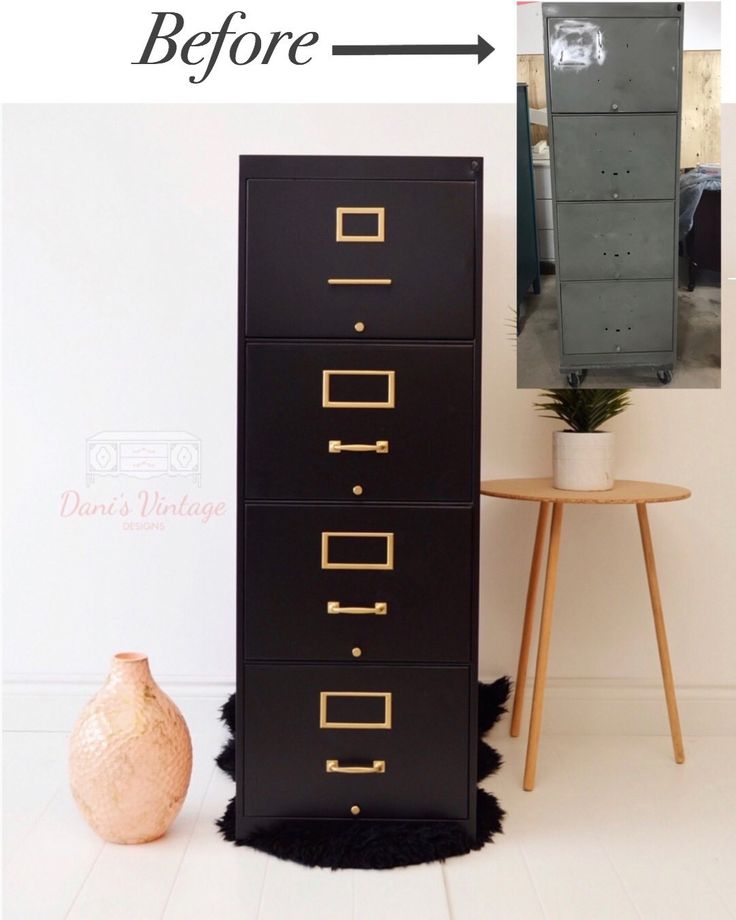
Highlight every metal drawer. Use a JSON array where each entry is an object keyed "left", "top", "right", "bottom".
[
  {"left": 557, "top": 201, "right": 675, "bottom": 280},
  {"left": 243, "top": 504, "right": 473, "bottom": 663},
  {"left": 552, "top": 115, "right": 678, "bottom": 201},
  {"left": 242, "top": 664, "right": 470, "bottom": 819},
  {"left": 244, "top": 342, "right": 475, "bottom": 503},
  {"left": 561, "top": 280, "right": 674, "bottom": 355},
  {"left": 547, "top": 16, "right": 680, "bottom": 113},
  {"left": 244, "top": 179, "right": 475, "bottom": 339}
]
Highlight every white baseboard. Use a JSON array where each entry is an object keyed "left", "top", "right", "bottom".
[
  {"left": 2, "top": 675, "right": 235, "bottom": 733},
  {"left": 3, "top": 675, "right": 735, "bottom": 735},
  {"left": 507, "top": 677, "right": 736, "bottom": 737}
]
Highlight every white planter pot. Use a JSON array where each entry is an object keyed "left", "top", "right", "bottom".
[{"left": 553, "top": 431, "right": 614, "bottom": 491}]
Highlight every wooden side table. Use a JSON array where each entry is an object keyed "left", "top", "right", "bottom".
[{"left": 481, "top": 478, "right": 691, "bottom": 790}]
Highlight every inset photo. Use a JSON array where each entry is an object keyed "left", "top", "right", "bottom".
[{"left": 517, "top": 1, "right": 721, "bottom": 388}]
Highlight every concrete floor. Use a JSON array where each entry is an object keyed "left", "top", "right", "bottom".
[{"left": 517, "top": 264, "right": 721, "bottom": 389}]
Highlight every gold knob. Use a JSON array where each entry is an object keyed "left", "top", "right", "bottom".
[
  {"left": 352, "top": 647, "right": 362, "bottom": 658},
  {"left": 354, "top": 321, "right": 365, "bottom": 332},
  {"left": 350, "top": 804, "right": 361, "bottom": 816},
  {"left": 352, "top": 485, "right": 363, "bottom": 496}
]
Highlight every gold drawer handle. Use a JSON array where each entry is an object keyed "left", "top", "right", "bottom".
[
  {"left": 327, "top": 278, "right": 392, "bottom": 285},
  {"left": 327, "top": 601, "right": 388, "bottom": 616},
  {"left": 326, "top": 759, "right": 386, "bottom": 774},
  {"left": 329, "top": 440, "right": 389, "bottom": 454}
]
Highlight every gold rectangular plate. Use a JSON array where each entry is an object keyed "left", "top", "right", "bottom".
[
  {"left": 319, "top": 691, "right": 392, "bottom": 729},
  {"left": 336, "top": 206, "right": 385, "bottom": 243},
  {"left": 321, "top": 531, "right": 394, "bottom": 570},
  {"left": 322, "top": 370, "right": 395, "bottom": 409}
]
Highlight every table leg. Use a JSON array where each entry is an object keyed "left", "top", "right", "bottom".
[
  {"left": 510, "top": 501, "right": 551, "bottom": 737},
  {"left": 523, "top": 502, "right": 564, "bottom": 791},
  {"left": 636, "top": 503, "right": 685, "bottom": 764}
]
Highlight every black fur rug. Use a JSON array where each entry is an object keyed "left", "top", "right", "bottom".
[{"left": 215, "top": 676, "right": 510, "bottom": 869}]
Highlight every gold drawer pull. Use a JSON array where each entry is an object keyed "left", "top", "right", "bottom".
[
  {"left": 327, "top": 278, "right": 392, "bottom": 285},
  {"left": 327, "top": 601, "right": 388, "bottom": 616},
  {"left": 329, "top": 440, "right": 389, "bottom": 454},
  {"left": 326, "top": 759, "right": 386, "bottom": 774}
]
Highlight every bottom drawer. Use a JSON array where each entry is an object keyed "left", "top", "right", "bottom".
[
  {"left": 561, "top": 280, "right": 674, "bottom": 355},
  {"left": 242, "top": 664, "right": 470, "bottom": 820}
]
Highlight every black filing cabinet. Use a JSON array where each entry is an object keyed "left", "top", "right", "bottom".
[
  {"left": 543, "top": 2, "right": 683, "bottom": 385},
  {"left": 237, "top": 156, "right": 483, "bottom": 839}
]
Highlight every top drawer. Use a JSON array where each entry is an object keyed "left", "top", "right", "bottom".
[
  {"left": 244, "top": 179, "right": 475, "bottom": 340},
  {"left": 547, "top": 16, "right": 680, "bottom": 113}
]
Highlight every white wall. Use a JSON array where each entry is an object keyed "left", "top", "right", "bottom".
[
  {"left": 3, "top": 104, "right": 735, "bottom": 732},
  {"left": 518, "top": 1, "right": 721, "bottom": 55}
]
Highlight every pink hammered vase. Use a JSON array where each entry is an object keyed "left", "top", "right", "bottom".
[{"left": 69, "top": 652, "right": 192, "bottom": 844}]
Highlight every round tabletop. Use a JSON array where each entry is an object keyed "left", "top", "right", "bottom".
[{"left": 480, "top": 478, "right": 691, "bottom": 505}]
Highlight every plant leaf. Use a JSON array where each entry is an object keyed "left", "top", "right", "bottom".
[{"left": 533, "top": 388, "right": 631, "bottom": 432}]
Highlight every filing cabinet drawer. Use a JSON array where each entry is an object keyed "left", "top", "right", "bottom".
[
  {"left": 243, "top": 504, "right": 473, "bottom": 662},
  {"left": 561, "top": 280, "right": 674, "bottom": 355},
  {"left": 547, "top": 16, "right": 680, "bottom": 113},
  {"left": 557, "top": 201, "right": 675, "bottom": 280},
  {"left": 243, "top": 664, "right": 469, "bottom": 819},
  {"left": 244, "top": 342, "right": 475, "bottom": 503},
  {"left": 552, "top": 115, "right": 678, "bottom": 201},
  {"left": 244, "top": 179, "right": 475, "bottom": 339}
]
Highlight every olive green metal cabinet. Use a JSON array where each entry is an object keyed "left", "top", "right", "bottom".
[{"left": 543, "top": 2, "right": 683, "bottom": 386}]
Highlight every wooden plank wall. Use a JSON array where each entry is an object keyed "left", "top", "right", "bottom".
[
  {"left": 518, "top": 51, "right": 721, "bottom": 167},
  {"left": 681, "top": 51, "right": 721, "bottom": 166},
  {"left": 517, "top": 55, "right": 549, "bottom": 148}
]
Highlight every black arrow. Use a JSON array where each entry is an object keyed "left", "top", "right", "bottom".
[{"left": 332, "top": 35, "right": 494, "bottom": 65}]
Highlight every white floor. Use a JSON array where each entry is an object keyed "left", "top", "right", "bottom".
[{"left": 4, "top": 713, "right": 736, "bottom": 920}]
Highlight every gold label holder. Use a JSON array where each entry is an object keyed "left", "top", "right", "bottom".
[
  {"left": 336, "top": 206, "right": 385, "bottom": 243},
  {"left": 319, "top": 691, "right": 393, "bottom": 729},
  {"left": 322, "top": 370, "right": 396, "bottom": 409},
  {"left": 321, "top": 531, "right": 394, "bottom": 570}
]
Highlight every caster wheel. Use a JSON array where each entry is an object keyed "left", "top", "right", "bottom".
[
  {"left": 687, "top": 282, "right": 695, "bottom": 292},
  {"left": 657, "top": 369, "right": 673, "bottom": 385},
  {"left": 566, "top": 370, "right": 587, "bottom": 388}
]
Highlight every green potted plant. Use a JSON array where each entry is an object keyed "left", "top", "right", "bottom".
[{"left": 534, "top": 389, "right": 631, "bottom": 491}]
